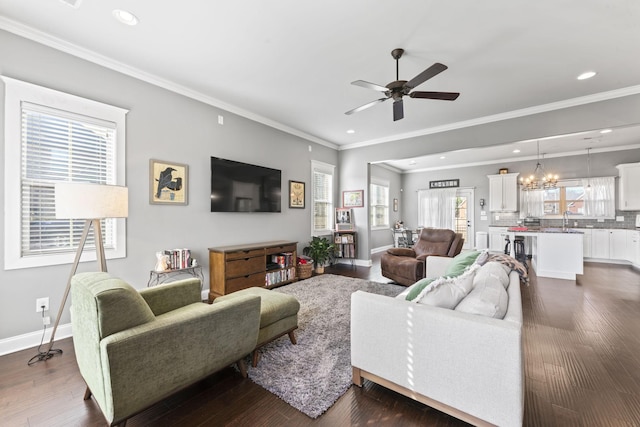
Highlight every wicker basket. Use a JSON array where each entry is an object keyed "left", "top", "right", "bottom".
[{"left": 297, "top": 262, "right": 313, "bottom": 280}]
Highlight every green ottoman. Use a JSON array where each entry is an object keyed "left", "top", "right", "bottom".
[{"left": 215, "top": 287, "right": 300, "bottom": 367}]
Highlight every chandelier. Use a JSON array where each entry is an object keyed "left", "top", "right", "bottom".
[{"left": 520, "top": 141, "right": 558, "bottom": 191}]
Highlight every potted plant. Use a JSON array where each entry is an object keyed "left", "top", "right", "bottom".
[{"left": 303, "top": 236, "right": 336, "bottom": 274}]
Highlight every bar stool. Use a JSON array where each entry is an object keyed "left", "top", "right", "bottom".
[{"left": 504, "top": 236, "right": 528, "bottom": 269}]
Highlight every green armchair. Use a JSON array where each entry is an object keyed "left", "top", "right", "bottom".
[{"left": 70, "top": 272, "right": 261, "bottom": 427}]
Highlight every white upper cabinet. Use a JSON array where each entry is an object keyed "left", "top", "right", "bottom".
[
  {"left": 488, "top": 173, "right": 519, "bottom": 212},
  {"left": 616, "top": 163, "right": 640, "bottom": 211}
]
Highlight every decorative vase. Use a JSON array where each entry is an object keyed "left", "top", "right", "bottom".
[{"left": 315, "top": 265, "right": 325, "bottom": 274}]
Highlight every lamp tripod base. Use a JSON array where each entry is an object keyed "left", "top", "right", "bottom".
[{"left": 27, "top": 346, "right": 63, "bottom": 366}]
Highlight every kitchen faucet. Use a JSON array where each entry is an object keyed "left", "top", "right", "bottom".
[{"left": 563, "top": 211, "right": 570, "bottom": 229}]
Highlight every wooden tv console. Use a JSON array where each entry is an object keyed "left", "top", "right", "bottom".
[{"left": 208, "top": 240, "right": 297, "bottom": 302}]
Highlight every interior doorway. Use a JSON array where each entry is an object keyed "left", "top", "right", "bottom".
[{"left": 455, "top": 188, "right": 475, "bottom": 250}]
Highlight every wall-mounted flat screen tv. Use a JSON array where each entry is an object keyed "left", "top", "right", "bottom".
[{"left": 210, "top": 157, "right": 281, "bottom": 212}]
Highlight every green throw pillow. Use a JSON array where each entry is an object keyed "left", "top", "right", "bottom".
[
  {"left": 443, "top": 250, "right": 481, "bottom": 278},
  {"left": 405, "top": 278, "right": 436, "bottom": 301}
]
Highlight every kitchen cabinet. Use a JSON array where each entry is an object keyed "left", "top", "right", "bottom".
[
  {"left": 591, "top": 229, "right": 610, "bottom": 259},
  {"left": 489, "top": 226, "right": 509, "bottom": 252},
  {"left": 488, "top": 173, "right": 519, "bottom": 212},
  {"left": 581, "top": 228, "right": 592, "bottom": 258},
  {"left": 616, "top": 163, "right": 640, "bottom": 210},
  {"left": 627, "top": 230, "right": 640, "bottom": 265},
  {"left": 610, "top": 230, "right": 628, "bottom": 261}
]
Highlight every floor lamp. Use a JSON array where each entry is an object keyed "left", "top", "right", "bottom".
[{"left": 30, "top": 183, "right": 128, "bottom": 364}]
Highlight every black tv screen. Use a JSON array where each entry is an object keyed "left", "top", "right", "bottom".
[{"left": 210, "top": 157, "right": 281, "bottom": 212}]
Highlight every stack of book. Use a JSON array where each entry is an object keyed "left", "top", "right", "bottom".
[{"left": 163, "top": 248, "right": 192, "bottom": 270}]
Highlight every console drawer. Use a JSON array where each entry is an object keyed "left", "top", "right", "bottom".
[
  {"left": 226, "top": 256, "right": 264, "bottom": 278},
  {"left": 226, "top": 248, "right": 264, "bottom": 261},
  {"left": 226, "top": 272, "right": 265, "bottom": 293}
]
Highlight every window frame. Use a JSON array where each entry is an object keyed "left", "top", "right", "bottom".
[
  {"left": 538, "top": 178, "right": 613, "bottom": 219},
  {"left": 369, "top": 178, "right": 390, "bottom": 230},
  {"left": 3, "top": 76, "right": 127, "bottom": 270},
  {"left": 310, "top": 160, "right": 335, "bottom": 236}
]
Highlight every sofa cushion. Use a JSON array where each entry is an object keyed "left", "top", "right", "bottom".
[
  {"left": 455, "top": 270, "right": 509, "bottom": 319},
  {"left": 485, "top": 253, "right": 529, "bottom": 285},
  {"left": 416, "top": 272, "right": 476, "bottom": 309},
  {"left": 443, "top": 250, "right": 482, "bottom": 277},
  {"left": 403, "top": 278, "right": 436, "bottom": 301},
  {"left": 473, "top": 261, "right": 510, "bottom": 289}
]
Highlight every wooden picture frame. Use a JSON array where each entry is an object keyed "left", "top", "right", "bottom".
[
  {"left": 342, "top": 190, "right": 364, "bottom": 208},
  {"left": 149, "top": 159, "right": 188, "bottom": 205},
  {"left": 289, "top": 180, "right": 305, "bottom": 209}
]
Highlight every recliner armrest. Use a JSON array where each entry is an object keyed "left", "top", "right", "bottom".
[{"left": 386, "top": 247, "right": 416, "bottom": 257}]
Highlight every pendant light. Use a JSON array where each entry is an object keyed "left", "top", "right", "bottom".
[{"left": 520, "top": 141, "right": 559, "bottom": 191}]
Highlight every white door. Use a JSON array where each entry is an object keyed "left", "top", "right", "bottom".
[{"left": 455, "top": 188, "right": 475, "bottom": 250}]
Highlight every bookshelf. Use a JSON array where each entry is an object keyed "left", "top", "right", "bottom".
[{"left": 334, "top": 230, "right": 357, "bottom": 266}]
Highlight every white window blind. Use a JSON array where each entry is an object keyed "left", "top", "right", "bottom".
[
  {"left": 3, "top": 75, "right": 127, "bottom": 270},
  {"left": 370, "top": 180, "right": 389, "bottom": 228},
  {"left": 21, "top": 103, "right": 117, "bottom": 256},
  {"left": 311, "top": 161, "right": 334, "bottom": 234}
]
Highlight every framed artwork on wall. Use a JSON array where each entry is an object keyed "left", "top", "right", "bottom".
[
  {"left": 149, "top": 159, "right": 188, "bottom": 205},
  {"left": 342, "top": 190, "right": 364, "bottom": 208},
  {"left": 289, "top": 180, "right": 305, "bottom": 208},
  {"left": 335, "top": 207, "right": 355, "bottom": 231}
]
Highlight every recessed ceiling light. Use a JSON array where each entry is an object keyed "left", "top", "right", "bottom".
[
  {"left": 577, "top": 71, "right": 596, "bottom": 80},
  {"left": 59, "top": 0, "right": 82, "bottom": 8},
  {"left": 513, "top": 149, "right": 521, "bottom": 153},
  {"left": 346, "top": 129, "right": 355, "bottom": 134},
  {"left": 440, "top": 156, "right": 446, "bottom": 160},
  {"left": 408, "top": 160, "right": 416, "bottom": 165},
  {"left": 113, "top": 9, "right": 139, "bottom": 26},
  {"left": 600, "top": 129, "right": 612, "bottom": 134}
]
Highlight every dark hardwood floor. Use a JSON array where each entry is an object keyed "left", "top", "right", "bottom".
[{"left": 2, "top": 255, "right": 639, "bottom": 426}]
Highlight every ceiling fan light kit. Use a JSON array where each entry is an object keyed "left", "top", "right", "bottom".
[{"left": 345, "top": 48, "right": 460, "bottom": 121}]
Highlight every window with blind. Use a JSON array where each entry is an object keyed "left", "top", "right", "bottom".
[
  {"left": 310, "top": 160, "right": 335, "bottom": 235},
  {"left": 370, "top": 180, "right": 389, "bottom": 228},
  {"left": 3, "top": 76, "right": 127, "bottom": 270}
]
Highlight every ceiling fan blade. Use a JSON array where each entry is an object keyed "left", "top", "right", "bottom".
[
  {"left": 410, "top": 91, "right": 460, "bottom": 101},
  {"left": 405, "top": 63, "right": 448, "bottom": 90},
  {"left": 345, "top": 97, "right": 389, "bottom": 115},
  {"left": 393, "top": 99, "right": 404, "bottom": 121},
  {"left": 351, "top": 80, "right": 389, "bottom": 92}
]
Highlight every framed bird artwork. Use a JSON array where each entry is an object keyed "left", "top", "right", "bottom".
[{"left": 149, "top": 159, "right": 189, "bottom": 205}]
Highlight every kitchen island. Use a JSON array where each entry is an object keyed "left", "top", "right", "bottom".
[{"left": 505, "top": 228, "right": 583, "bottom": 280}]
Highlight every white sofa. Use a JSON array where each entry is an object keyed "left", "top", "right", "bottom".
[{"left": 351, "top": 255, "right": 523, "bottom": 427}]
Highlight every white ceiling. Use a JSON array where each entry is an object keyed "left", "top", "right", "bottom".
[{"left": 2, "top": 1, "right": 640, "bottom": 161}]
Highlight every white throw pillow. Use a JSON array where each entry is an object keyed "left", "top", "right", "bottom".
[
  {"left": 455, "top": 275, "right": 509, "bottom": 319},
  {"left": 415, "top": 264, "right": 479, "bottom": 309},
  {"left": 474, "top": 261, "right": 510, "bottom": 289}
]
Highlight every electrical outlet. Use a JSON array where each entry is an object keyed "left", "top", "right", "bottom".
[
  {"left": 43, "top": 316, "right": 51, "bottom": 326},
  {"left": 36, "top": 297, "right": 49, "bottom": 312}
]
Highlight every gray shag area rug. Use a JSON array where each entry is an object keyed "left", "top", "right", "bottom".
[{"left": 245, "top": 274, "right": 405, "bottom": 419}]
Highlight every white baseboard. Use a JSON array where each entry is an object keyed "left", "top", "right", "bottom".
[
  {"left": 0, "top": 323, "right": 73, "bottom": 356},
  {"left": 335, "top": 258, "right": 372, "bottom": 267}
]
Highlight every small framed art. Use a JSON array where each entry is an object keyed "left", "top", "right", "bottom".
[
  {"left": 150, "top": 159, "right": 188, "bottom": 205},
  {"left": 342, "top": 190, "right": 364, "bottom": 208},
  {"left": 289, "top": 180, "right": 305, "bottom": 209}
]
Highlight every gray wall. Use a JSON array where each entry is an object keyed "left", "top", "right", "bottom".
[
  {"left": 369, "top": 164, "right": 402, "bottom": 251},
  {"left": 401, "top": 149, "right": 640, "bottom": 236},
  {"left": 0, "top": 30, "right": 338, "bottom": 344}
]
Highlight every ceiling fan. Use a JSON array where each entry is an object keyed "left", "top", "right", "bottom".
[{"left": 345, "top": 48, "right": 460, "bottom": 121}]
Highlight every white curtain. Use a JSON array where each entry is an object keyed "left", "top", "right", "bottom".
[
  {"left": 583, "top": 176, "right": 615, "bottom": 218},
  {"left": 417, "top": 188, "right": 457, "bottom": 229},
  {"left": 519, "top": 189, "right": 544, "bottom": 218}
]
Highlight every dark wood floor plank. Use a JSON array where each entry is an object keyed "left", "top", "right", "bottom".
[{"left": 1, "top": 257, "right": 638, "bottom": 426}]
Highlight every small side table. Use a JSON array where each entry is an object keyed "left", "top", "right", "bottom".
[{"left": 148, "top": 266, "right": 204, "bottom": 288}]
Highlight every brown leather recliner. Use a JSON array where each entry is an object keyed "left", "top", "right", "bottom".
[{"left": 381, "top": 228, "right": 464, "bottom": 286}]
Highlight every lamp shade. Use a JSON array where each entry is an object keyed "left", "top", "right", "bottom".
[{"left": 55, "top": 183, "right": 128, "bottom": 219}]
